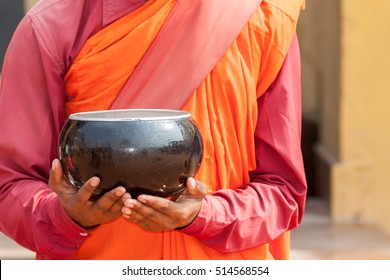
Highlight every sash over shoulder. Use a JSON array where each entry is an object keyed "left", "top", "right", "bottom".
[{"left": 110, "top": 0, "right": 263, "bottom": 110}]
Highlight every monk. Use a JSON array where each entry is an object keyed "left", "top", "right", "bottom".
[{"left": 0, "top": 0, "right": 307, "bottom": 259}]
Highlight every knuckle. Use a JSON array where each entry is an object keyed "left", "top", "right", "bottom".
[
  {"left": 146, "top": 211, "right": 157, "bottom": 219},
  {"left": 94, "top": 202, "right": 107, "bottom": 212},
  {"left": 158, "top": 201, "right": 171, "bottom": 212}
]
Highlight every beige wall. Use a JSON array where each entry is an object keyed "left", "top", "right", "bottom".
[
  {"left": 336, "top": 0, "right": 390, "bottom": 229},
  {"left": 24, "top": 0, "right": 38, "bottom": 13},
  {"left": 300, "top": 0, "right": 390, "bottom": 235}
]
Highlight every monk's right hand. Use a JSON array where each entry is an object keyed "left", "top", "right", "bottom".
[{"left": 48, "top": 158, "right": 126, "bottom": 228}]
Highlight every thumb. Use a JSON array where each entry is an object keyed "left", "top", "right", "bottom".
[
  {"left": 48, "top": 159, "right": 75, "bottom": 194},
  {"left": 48, "top": 158, "right": 66, "bottom": 191},
  {"left": 186, "top": 177, "right": 207, "bottom": 198}
]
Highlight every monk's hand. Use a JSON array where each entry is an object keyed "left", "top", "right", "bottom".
[
  {"left": 121, "top": 177, "right": 207, "bottom": 231},
  {"left": 48, "top": 158, "right": 127, "bottom": 228}
]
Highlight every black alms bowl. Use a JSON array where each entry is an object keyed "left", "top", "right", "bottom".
[{"left": 58, "top": 109, "right": 203, "bottom": 200}]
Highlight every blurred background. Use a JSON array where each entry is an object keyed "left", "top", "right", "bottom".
[{"left": 1, "top": 0, "right": 390, "bottom": 260}]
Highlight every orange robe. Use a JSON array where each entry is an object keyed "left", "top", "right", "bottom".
[{"left": 64, "top": 0, "right": 305, "bottom": 259}]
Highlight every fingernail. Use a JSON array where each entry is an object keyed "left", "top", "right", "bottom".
[
  {"left": 51, "top": 159, "right": 57, "bottom": 171},
  {"left": 121, "top": 193, "right": 131, "bottom": 203},
  {"left": 124, "top": 199, "right": 135, "bottom": 208},
  {"left": 187, "top": 177, "right": 196, "bottom": 190},
  {"left": 115, "top": 187, "right": 126, "bottom": 196},
  {"left": 123, "top": 208, "right": 131, "bottom": 215},
  {"left": 91, "top": 177, "right": 100, "bottom": 186}
]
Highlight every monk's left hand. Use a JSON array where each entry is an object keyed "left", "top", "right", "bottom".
[{"left": 121, "top": 177, "right": 207, "bottom": 231}]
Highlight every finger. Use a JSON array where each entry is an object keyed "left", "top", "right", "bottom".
[
  {"left": 95, "top": 186, "right": 126, "bottom": 211},
  {"left": 104, "top": 199, "right": 124, "bottom": 217},
  {"left": 122, "top": 200, "right": 151, "bottom": 220},
  {"left": 137, "top": 195, "right": 173, "bottom": 214},
  {"left": 76, "top": 176, "right": 101, "bottom": 203},
  {"left": 123, "top": 197, "right": 137, "bottom": 209},
  {"left": 121, "top": 192, "right": 132, "bottom": 203},
  {"left": 50, "top": 159, "right": 63, "bottom": 184},
  {"left": 186, "top": 177, "right": 207, "bottom": 198},
  {"left": 48, "top": 159, "right": 69, "bottom": 194},
  {"left": 125, "top": 197, "right": 167, "bottom": 220},
  {"left": 121, "top": 198, "right": 137, "bottom": 217},
  {"left": 121, "top": 203, "right": 165, "bottom": 231},
  {"left": 122, "top": 205, "right": 132, "bottom": 217}
]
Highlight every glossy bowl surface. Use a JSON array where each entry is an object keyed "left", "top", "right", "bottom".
[{"left": 58, "top": 109, "right": 203, "bottom": 200}]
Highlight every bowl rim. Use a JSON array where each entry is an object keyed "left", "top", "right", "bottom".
[{"left": 68, "top": 109, "right": 192, "bottom": 122}]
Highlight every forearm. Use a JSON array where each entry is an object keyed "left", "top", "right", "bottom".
[{"left": 0, "top": 180, "right": 91, "bottom": 259}]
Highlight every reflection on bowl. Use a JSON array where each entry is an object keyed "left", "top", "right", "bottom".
[{"left": 58, "top": 109, "right": 203, "bottom": 200}]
